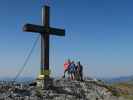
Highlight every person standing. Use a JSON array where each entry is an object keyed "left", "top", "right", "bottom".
[
  {"left": 69, "top": 61, "right": 76, "bottom": 80},
  {"left": 76, "top": 61, "right": 83, "bottom": 81},
  {"left": 63, "top": 59, "right": 71, "bottom": 78}
]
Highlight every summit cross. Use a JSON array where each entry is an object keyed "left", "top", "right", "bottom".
[{"left": 23, "top": 5, "right": 65, "bottom": 87}]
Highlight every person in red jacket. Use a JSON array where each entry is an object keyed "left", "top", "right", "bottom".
[{"left": 63, "top": 59, "right": 71, "bottom": 78}]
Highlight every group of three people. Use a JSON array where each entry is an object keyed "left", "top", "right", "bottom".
[{"left": 63, "top": 59, "right": 83, "bottom": 81}]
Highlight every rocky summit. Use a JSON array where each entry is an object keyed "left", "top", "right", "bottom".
[{"left": 0, "top": 79, "right": 125, "bottom": 100}]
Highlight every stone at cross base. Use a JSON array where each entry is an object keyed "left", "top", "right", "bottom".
[{"left": 23, "top": 5, "right": 65, "bottom": 89}]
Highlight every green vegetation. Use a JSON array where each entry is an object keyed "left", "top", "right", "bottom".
[
  {"left": 110, "top": 81, "right": 133, "bottom": 100},
  {"left": 35, "top": 87, "right": 43, "bottom": 97}
]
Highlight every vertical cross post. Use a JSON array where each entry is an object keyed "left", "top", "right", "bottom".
[
  {"left": 41, "top": 6, "right": 50, "bottom": 78},
  {"left": 43, "top": 6, "right": 50, "bottom": 89}
]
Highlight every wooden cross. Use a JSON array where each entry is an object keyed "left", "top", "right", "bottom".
[{"left": 23, "top": 6, "right": 65, "bottom": 80}]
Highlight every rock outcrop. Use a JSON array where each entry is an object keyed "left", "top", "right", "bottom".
[
  {"left": 39, "top": 79, "right": 120, "bottom": 100},
  {"left": 0, "top": 79, "right": 125, "bottom": 100}
]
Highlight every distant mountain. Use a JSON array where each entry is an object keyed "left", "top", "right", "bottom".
[
  {"left": 102, "top": 75, "right": 133, "bottom": 84},
  {"left": 0, "top": 76, "right": 35, "bottom": 82}
]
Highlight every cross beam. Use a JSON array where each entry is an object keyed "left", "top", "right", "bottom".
[
  {"left": 23, "top": 6, "right": 65, "bottom": 87},
  {"left": 23, "top": 24, "right": 65, "bottom": 36}
]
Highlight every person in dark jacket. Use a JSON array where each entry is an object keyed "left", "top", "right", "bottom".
[{"left": 76, "top": 61, "right": 83, "bottom": 81}]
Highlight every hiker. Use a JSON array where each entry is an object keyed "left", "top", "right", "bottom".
[
  {"left": 69, "top": 61, "right": 76, "bottom": 80},
  {"left": 63, "top": 59, "right": 71, "bottom": 78},
  {"left": 76, "top": 61, "right": 83, "bottom": 81}
]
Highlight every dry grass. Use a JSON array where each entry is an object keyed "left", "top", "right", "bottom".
[{"left": 111, "top": 82, "right": 133, "bottom": 100}]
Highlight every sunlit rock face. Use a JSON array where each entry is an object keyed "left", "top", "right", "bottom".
[
  {"left": 40, "top": 79, "right": 119, "bottom": 100},
  {"left": 0, "top": 79, "right": 125, "bottom": 100}
]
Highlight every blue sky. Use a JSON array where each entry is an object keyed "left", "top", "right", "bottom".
[{"left": 0, "top": 0, "right": 133, "bottom": 78}]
